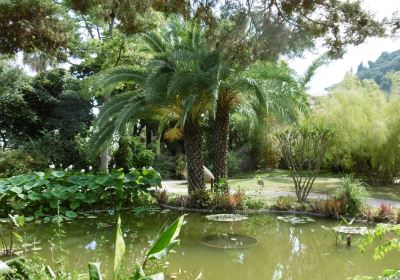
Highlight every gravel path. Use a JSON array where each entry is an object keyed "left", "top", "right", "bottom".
[{"left": 161, "top": 180, "right": 400, "bottom": 208}]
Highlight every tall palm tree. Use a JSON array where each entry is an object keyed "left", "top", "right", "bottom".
[
  {"left": 89, "top": 18, "right": 219, "bottom": 192},
  {"left": 211, "top": 57, "right": 326, "bottom": 184}
]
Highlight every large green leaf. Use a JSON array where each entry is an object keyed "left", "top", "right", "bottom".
[
  {"left": 9, "top": 186, "right": 23, "bottom": 194},
  {"left": 88, "top": 262, "right": 103, "bottom": 280},
  {"left": 65, "top": 211, "right": 78, "bottom": 218},
  {"left": 51, "top": 171, "right": 65, "bottom": 178},
  {"left": 113, "top": 216, "right": 125, "bottom": 279},
  {"left": 146, "top": 215, "right": 186, "bottom": 261},
  {"left": 0, "top": 260, "right": 11, "bottom": 275}
]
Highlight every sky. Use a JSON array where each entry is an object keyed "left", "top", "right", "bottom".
[{"left": 288, "top": 0, "right": 400, "bottom": 96}]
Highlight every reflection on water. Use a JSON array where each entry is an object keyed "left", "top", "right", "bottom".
[{"left": 1, "top": 211, "right": 397, "bottom": 279}]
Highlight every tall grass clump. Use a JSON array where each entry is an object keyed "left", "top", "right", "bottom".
[{"left": 335, "top": 175, "right": 368, "bottom": 216}]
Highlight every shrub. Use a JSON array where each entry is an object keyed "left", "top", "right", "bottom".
[
  {"left": 113, "top": 136, "right": 155, "bottom": 171},
  {"left": 175, "top": 154, "right": 186, "bottom": 178},
  {"left": 209, "top": 190, "right": 245, "bottom": 211},
  {"left": 376, "top": 203, "right": 398, "bottom": 223},
  {"left": 276, "top": 121, "right": 333, "bottom": 202},
  {"left": 152, "top": 153, "right": 175, "bottom": 179},
  {"left": 155, "top": 189, "right": 169, "bottom": 205},
  {"left": 243, "top": 197, "right": 267, "bottom": 210},
  {"left": 334, "top": 176, "right": 368, "bottom": 216},
  {"left": 322, "top": 197, "right": 345, "bottom": 217},
  {"left": 0, "top": 168, "right": 162, "bottom": 218},
  {"left": 0, "top": 149, "right": 47, "bottom": 178},
  {"left": 274, "top": 196, "right": 298, "bottom": 211}
]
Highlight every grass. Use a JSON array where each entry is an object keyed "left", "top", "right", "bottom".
[{"left": 167, "top": 169, "right": 400, "bottom": 201}]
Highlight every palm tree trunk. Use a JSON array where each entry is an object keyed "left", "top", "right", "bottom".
[
  {"left": 212, "top": 96, "right": 231, "bottom": 184},
  {"left": 183, "top": 120, "right": 205, "bottom": 193}
]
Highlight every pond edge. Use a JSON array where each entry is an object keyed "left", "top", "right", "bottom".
[{"left": 160, "top": 204, "right": 372, "bottom": 224}]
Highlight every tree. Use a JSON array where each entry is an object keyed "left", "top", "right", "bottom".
[
  {"left": 0, "top": 0, "right": 72, "bottom": 55},
  {"left": 277, "top": 122, "right": 333, "bottom": 202},
  {"left": 357, "top": 49, "right": 400, "bottom": 92},
  {"left": 89, "top": 19, "right": 219, "bottom": 192},
  {"left": 0, "top": 65, "right": 93, "bottom": 167}
]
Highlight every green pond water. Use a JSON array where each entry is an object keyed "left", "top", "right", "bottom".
[{"left": 1, "top": 211, "right": 398, "bottom": 279}]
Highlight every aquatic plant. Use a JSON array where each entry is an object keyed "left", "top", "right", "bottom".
[
  {"left": 0, "top": 168, "right": 162, "bottom": 218},
  {"left": 0, "top": 215, "right": 186, "bottom": 280},
  {"left": 276, "top": 215, "right": 315, "bottom": 224},
  {"left": 205, "top": 214, "right": 248, "bottom": 222}
]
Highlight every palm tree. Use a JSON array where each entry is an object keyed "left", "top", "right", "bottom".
[
  {"left": 211, "top": 57, "right": 326, "bottom": 184},
  {"left": 89, "top": 18, "right": 219, "bottom": 192}
]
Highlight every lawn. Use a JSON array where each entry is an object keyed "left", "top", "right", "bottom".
[{"left": 166, "top": 169, "right": 400, "bottom": 201}]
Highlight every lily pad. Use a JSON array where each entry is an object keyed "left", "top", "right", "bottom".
[
  {"left": 332, "top": 226, "right": 370, "bottom": 235},
  {"left": 205, "top": 214, "right": 248, "bottom": 222},
  {"left": 277, "top": 215, "right": 315, "bottom": 224},
  {"left": 200, "top": 233, "right": 257, "bottom": 249}
]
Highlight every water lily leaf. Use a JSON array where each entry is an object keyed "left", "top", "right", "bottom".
[
  {"left": 332, "top": 226, "right": 370, "bottom": 235},
  {"left": 88, "top": 262, "right": 102, "bottom": 280},
  {"left": 34, "top": 172, "right": 45, "bottom": 177},
  {"left": 65, "top": 211, "right": 78, "bottom": 219},
  {"left": 10, "top": 186, "right": 23, "bottom": 194},
  {"left": 70, "top": 201, "right": 80, "bottom": 210},
  {"left": 146, "top": 214, "right": 186, "bottom": 261},
  {"left": 277, "top": 215, "right": 315, "bottom": 224},
  {"left": 51, "top": 171, "right": 65, "bottom": 178},
  {"left": 28, "top": 191, "right": 41, "bottom": 201},
  {"left": 50, "top": 200, "right": 59, "bottom": 209},
  {"left": 205, "top": 214, "right": 248, "bottom": 222},
  {"left": 114, "top": 216, "right": 125, "bottom": 279}
]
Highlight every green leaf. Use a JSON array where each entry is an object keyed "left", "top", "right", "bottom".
[
  {"left": 95, "top": 176, "right": 109, "bottom": 185},
  {"left": 65, "top": 211, "right": 78, "bottom": 218},
  {"left": 34, "top": 171, "right": 45, "bottom": 177},
  {"left": 10, "top": 186, "right": 23, "bottom": 194},
  {"left": 51, "top": 171, "right": 65, "bottom": 178},
  {"left": 88, "top": 262, "right": 103, "bottom": 280},
  {"left": 114, "top": 216, "right": 125, "bottom": 279},
  {"left": 146, "top": 215, "right": 186, "bottom": 261},
  {"left": 70, "top": 201, "right": 80, "bottom": 210},
  {"left": 0, "top": 260, "right": 11, "bottom": 275},
  {"left": 49, "top": 200, "right": 59, "bottom": 209},
  {"left": 28, "top": 191, "right": 41, "bottom": 201}
]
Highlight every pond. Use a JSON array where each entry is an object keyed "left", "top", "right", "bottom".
[{"left": 1, "top": 211, "right": 397, "bottom": 279}]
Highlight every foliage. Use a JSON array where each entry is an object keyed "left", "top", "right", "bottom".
[
  {"left": 334, "top": 176, "right": 368, "bottom": 216},
  {"left": 0, "top": 150, "right": 47, "bottom": 178},
  {"left": 1, "top": 215, "right": 186, "bottom": 280},
  {"left": 0, "top": 66, "right": 93, "bottom": 168},
  {"left": 277, "top": 121, "right": 333, "bottom": 202},
  {"left": 314, "top": 74, "right": 400, "bottom": 183},
  {"left": 0, "top": 168, "right": 161, "bottom": 218},
  {"left": 113, "top": 136, "right": 155, "bottom": 172},
  {"left": 356, "top": 224, "right": 400, "bottom": 279},
  {"left": 0, "top": 0, "right": 72, "bottom": 55}
]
